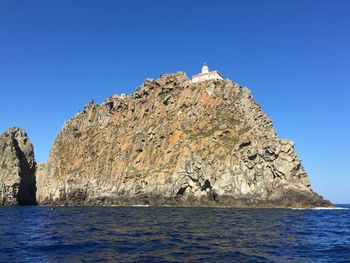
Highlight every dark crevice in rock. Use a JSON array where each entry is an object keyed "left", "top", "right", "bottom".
[
  {"left": 201, "top": 179, "right": 212, "bottom": 191},
  {"left": 13, "top": 138, "right": 37, "bottom": 205},
  {"left": 163, "top": 97, "right": 171, "bottom": 106},
  {"left": 239, "top": 140, "right": 251, "bottom": 148},
  {"left": 176, "top": 186, "right": 188, "bottom": 196},
  {"left": 136, "top": 148, "right": 143, "bottom": 153}
]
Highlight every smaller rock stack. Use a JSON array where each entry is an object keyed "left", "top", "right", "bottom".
[{"left": 0, "top": 128, "right": 37, "bottom": 205}]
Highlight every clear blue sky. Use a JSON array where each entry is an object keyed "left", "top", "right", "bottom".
[{"left": 0, "top": 0, "right": 349, "bottom": 203}]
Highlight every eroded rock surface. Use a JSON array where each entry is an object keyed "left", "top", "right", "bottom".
[
  {"left": 37, "top": 72, "right": 332, "bottom": 207},
  {"left": 0, "top": 128, "right": 36, "bottom": 205}
]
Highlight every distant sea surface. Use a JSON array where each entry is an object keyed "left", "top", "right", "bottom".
[{"left": 0, "top": 205, "right": 349, "bottom": 262}]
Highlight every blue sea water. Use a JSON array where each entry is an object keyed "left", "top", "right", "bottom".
[{"left": 0, "top": 205, "right": 349, "bottom": 262}]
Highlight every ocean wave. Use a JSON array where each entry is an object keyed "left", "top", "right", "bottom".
[
  {"left": 312, "top": 207, "right": 349, "bottom": 210},
  {"left": 291, "top": 207, "right": 349, "bottom": 210}
]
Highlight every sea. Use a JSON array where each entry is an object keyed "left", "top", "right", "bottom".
[{"left": 0, "top": 205, "right": 349, "bottom": 262}]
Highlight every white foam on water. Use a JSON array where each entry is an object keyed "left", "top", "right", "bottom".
[
  {"left": 312, "top": 207, "right": 349, "bottom": 210},
  {"left": 99, "top": 204, "right": 150, "bottom": 207},
  {"left": 129, "top": 204, "right": 150, "bottom": 207},
  {"left": 291, "top": 207, "right": 349, "bottom": 210}
]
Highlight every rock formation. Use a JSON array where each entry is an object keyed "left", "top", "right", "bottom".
[
  {"left": 0, "top": 128, "right": 36, "bottom": 205},
  {"left": 35, "top": 72, "right": 332, "bottom": 207}
]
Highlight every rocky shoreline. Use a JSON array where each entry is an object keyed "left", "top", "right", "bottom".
[{"left": 36, "top": 187, "right": 333, "bottom": 208}]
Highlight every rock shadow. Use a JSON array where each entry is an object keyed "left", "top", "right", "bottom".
[{"left": 13, "top": 138, "right": 37, "bottom": 205}]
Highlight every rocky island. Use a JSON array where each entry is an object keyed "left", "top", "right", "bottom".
[{"left": 0, "top": 72, "right": 332, "bottom": 207}]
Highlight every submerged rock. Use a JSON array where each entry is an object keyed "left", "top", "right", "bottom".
[
  {"left": 36, "top": 72, "right": 332, "bottom": 207},
  {"left": 0, "top": 128, "right": 36, "bottom": 205}
]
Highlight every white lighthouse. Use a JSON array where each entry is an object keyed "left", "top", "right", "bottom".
[
  {"left": 192, "top": 63, "right": 223, "bottom": 83},
  {"left": 202, "top": 63, "right": 209, "bottom": 73}
]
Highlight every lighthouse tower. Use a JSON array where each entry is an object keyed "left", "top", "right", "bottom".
[
  {"left": 202, "top": 63, "right": 209, "bottom": 74},
  {"left": 192, "top": 63, "right": 223, "bottom": 83}
]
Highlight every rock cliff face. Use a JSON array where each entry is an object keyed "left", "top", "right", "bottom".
[
  {"left": 0, "top": 128, "right": 36, "bottom": 205},
  {"left": 36, "top": 72, "right": 331, "bottom": 207}
]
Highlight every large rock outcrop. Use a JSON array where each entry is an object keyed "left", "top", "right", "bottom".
[
  {"left": 0, "top": 128, "right": 36, "bottom": 205},
  {"left": 36, "top": 72, "right": 332, "bottom": 207}
]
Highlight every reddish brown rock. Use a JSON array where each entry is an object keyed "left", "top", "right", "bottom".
[{"left": 36, "top": 72, "right": 332, "bottom": 207}]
